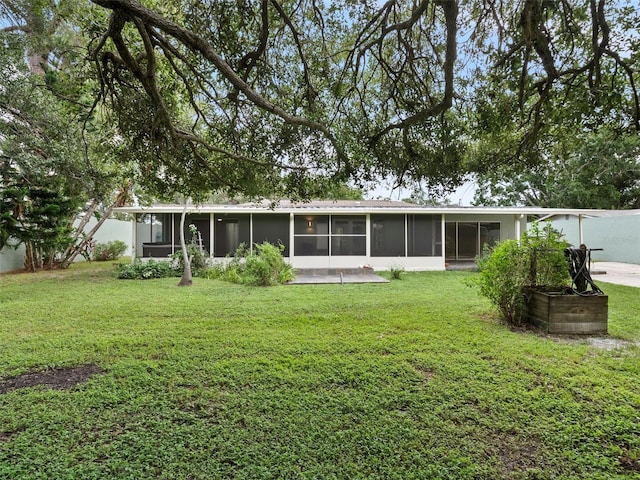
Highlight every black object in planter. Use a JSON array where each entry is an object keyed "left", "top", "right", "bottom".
[{"left": 564, "top": 245, "right": 604, "bottom": 295}]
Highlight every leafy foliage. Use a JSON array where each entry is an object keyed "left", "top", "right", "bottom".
[
  {"left": 474, "top": 129, "right": 640, "bottom": 208},
  {"left": 0, "top": 159, "right": 82, "bottom": 270},
  {"left": 0, "top": 4, "right": 133, "bottom": 270},
  {"left": 115, "top": 259, "right": 177, "bottom": 280},
  {"left": 389, "top": 264, "right": 405, "bottom": 280},
  {"left": 92, "top": 240, "right": 127, "bottom": 261},
  {"left": 473, "top": 240, "right": 530, "bottom": 326},
  {"left": 216, "top": 242, "right": 295, "bottom": 286},
  {"left": 171, "top": 243, "right": 208, "bottom": 274},
  {"left": 79, "top": 0, "right": 638, "bottom": 200},
  {"left": 473, "top": 222, "right": 570, "bottom": 325}
]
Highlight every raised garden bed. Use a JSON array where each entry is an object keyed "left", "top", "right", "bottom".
[{"left": 526, "top": 289, "right": 608, "bottom": 334}]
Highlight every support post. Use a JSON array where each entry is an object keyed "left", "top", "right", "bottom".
[
  {"left": 578, "top": 214, "right": 584, "bottom": 245},
  {"left": 131, "top": 216, "right": 136, "bottom": 263}
]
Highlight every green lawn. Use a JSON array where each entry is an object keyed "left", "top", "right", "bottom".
[{"left": 1, "top": 262, "right": 638, "bottom": 479}]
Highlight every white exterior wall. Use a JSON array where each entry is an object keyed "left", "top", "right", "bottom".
[
  {"left": 550, "top": 213, "right": 640, "bottom": 264},
  {"left": 0, "top": 218, "right": 132, "bottom": 273},
  {"left": 86, "top": 217, "right": 133, "bottom": 256},
  {"left": 0, "top": 242, "right": 26, "bottom": 273},
  {"left": 288, "top": 256, "right": 445, "bottom": 271}
]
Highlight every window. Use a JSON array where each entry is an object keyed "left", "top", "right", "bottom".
[
  {"left": 136, "top": 213, "right": 171, "bottom": 244},
  {"left": 252, "top": 214, "right": 290, "bottom": 256},
  {"left": 371, "top": 215, "right": 405, "bottom": 256},
  {"left": 176, "top": 214, "right": 210, "bottom": 254},
  {"left": 331, "top": 236, "right": 366, "bottom": 256},
  {"left": 214, "top": 214, "right": 250, "bottom": 257},
  {"left": 294, "top": 215, "right": 329, "bottom": 256},
  {"left": 294, "top": 215, "right": 329, "bottom": 235},
  {"left": 408, "top": 214, "right": 442, "bottom": 257},
  {"left": 445, "top": 221, "right": 501, "bottom": 260},
  {"left": 457, "top": 222, "right": 479, "bottom": 259},
  {"left": 136, "top": 213, "right": 173, "bottom": 257},
  {"left": 293, "top": 215, "right": 365, "bottom": 256},
  {"left": 331, "top": 216, "right": 365, "bottom": 235},
  {"left": 445, "top": 222, "right": 457, "bottom": 259},
  {"left": 331, "top": 216, "right": 366, "bottom": 255},
  {"left": 480, "top": 222, "right": 500, "bottom": 250}
]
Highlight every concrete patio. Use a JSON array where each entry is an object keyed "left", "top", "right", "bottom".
[{"left": 288, "top": 268, "right": 389, "bottom": 284}]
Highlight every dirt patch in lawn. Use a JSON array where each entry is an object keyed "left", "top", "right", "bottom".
[
  {"left": 0, "top": 364, "right": 103, "bottom": 394},
  {"left": 620, "top": 455, "right": 640, "bottom": 473},
  {"left": 494, "top": 433, "right": 542, "bottom": 475}
]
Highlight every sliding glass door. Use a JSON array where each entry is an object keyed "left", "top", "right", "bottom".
[{"left": 445, "top": 222, "right": 500, "bottom": 261}]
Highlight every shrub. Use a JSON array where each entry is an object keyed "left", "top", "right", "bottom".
[
  {"left": 389, "top": 264, "right": 405, "bottom": 280},
  {"left": 200, "top": 263, "right": 224, "bottom": 280},
  {"left": 472, "top": 222, "right": 570, "bottom": 326},
  {"left": 522, "top": 222, "right": 570, "bottom": 288},
  {"left": 171, "top": 243, "right": 208, "bottom": 274},
  {"left": 219, "top": 242, "right": 294, "bottom": 286},
  {"left": 474, "top": 240, "right": 529, "bottom": 325},
  {"left": 243, "top": 242, "right": 295, "bottom": 286},
  {"left": 92, "top": 240, "right": 127, "bottom": 261},
  {"left": 115, "top": 260, "right": 177, "bottom": 279}
]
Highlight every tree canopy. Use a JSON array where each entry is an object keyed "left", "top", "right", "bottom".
[
  {"left": 474, "top": 128, "right": 640, "bottom": 209},
  {"left": 84, "top": 0, "right": 639, "bottom": 200},
  {"left": 1, "top": 0, "right": 133, "bottom": 269},
  {"left": 2, "top": 0, "right": 639, "bottom": 209}
]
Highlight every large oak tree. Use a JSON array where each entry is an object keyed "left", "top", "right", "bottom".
[
  {"left": 3, "top": 0, "right": 639, "bottom": 211},
  {"left": 81, "top": 0, "right": 638, "bottom": 200}
]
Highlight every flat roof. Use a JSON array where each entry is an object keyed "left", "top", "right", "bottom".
[{"left": 114, "top": 200, "right": 613, "bottom": 217}]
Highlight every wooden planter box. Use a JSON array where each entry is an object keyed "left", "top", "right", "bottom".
[{"left": 526, "top": 290, "right": 608, "bottom": 334}]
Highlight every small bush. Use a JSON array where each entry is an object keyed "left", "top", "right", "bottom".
[
  {"left": 200, "top": 264, "right": 224, "bottom": 280},
  {"left": 115, "top": 260, "right": 177, "bottom": 279},
  {"left": 389, "top": 264, "right": 405, "bottom": 280},
  {"left": 93, "top": 240, "right": 127, "bottom": 261},
  {"left": 472, "top": 222, "right": 570, "bottom": 326},
  {"left": 218, "top": 242, "right": 294, "bottom": 286},
  {"left": 474, "top": 240, "right": 529, "bottom": 325},
  {"left": 171, "top": 243, "right": 208, "bottom": 273},
  {"left": 244, "top": 242, "right": 295, "bottom": 286}
]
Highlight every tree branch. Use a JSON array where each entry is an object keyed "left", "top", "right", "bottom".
[{"left": 89, "top": 0, "right": 348, "bottom": 166}]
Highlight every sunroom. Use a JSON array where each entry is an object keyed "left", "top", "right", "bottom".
[{"left": 116, "top": 200, "right": 604, "bottom": 271}]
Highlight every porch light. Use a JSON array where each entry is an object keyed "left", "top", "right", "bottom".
[{"left": 307, "top": 220, "right": 313, "bottom": 227}]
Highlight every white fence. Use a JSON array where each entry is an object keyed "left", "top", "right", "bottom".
[{"left": 0, "top": 218, "right": 132, "bottom": 273}]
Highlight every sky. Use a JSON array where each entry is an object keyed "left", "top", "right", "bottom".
[{"left": 365, "top": 179, "right": 478, "bottom": 206}]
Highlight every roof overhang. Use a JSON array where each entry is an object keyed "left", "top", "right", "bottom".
[{"left": 113, "top": 201, "right": 612, "bottom": 217}]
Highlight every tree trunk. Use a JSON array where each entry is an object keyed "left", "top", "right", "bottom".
[
  {"left": 24, "top": 242, "right": 43, "bottom": 272},
  {"left": 177, "top": 200, "right": 193, "bottom": 287},
  {"left": 24, "top": 243, "right": 35, "bottom": 273},
  {"left": 58, "top": 204, "right": 111, "bottom": 268},
  {"left": 59, "top": 199, "right": 99, "bottom": 265},
  {"left": 58, "top": 183, "right": 131, "bottom": 269}
]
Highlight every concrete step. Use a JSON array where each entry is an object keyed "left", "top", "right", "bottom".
[{"left": 295, "top": 267, "right": 374, "bottom": 276}]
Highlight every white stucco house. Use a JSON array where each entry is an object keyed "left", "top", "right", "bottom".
[{"left": 113, "top": 200, "right": 608, "bottom": 271}]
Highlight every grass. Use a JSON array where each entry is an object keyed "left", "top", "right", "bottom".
[{"left": 0, "top": 261, "right": 638, "bottom": 479}]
